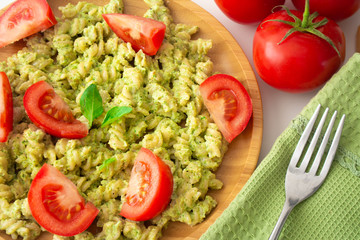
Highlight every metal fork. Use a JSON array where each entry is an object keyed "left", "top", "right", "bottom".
[{"left": 268, "top": 104, "right": 345, "bottom": 240}]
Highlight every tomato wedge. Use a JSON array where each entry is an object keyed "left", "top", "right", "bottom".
[
  {"left": 102, "top": 14, "right": 166, "bottom": 56},
  {"left": 28, "top": 164, "right": 99, "bottom": 236},
  {"left": 0, "top": 0, "right": 57, "bottom": 48},
  {"left": 200, "top": 74, "right": 252, "bottom": 143},
  {"left": 0, "top": 72, "right": 13, "bottom": 142},
  {"left": 120, "top": 148, "right": 173, "bottom": 221},
  {"left": 23, "top": 81, "right": 88, "bottom": 139}
]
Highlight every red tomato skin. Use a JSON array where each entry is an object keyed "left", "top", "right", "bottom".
[
  {"left": 103, "top": 14, "right": 166, "bottom": 56},
  {"left": 0, "top": 0, "right": 57, "bottom": 48},
  {"left": 0, "top": 72, "right": 13, "bottom": 142},
  {"left": 292, "top": 0, "right": 360, "bottom": 21},
  {"left": 253, "top": 10, "right": 345, "bottom": 92},
  {"left": 214, "top": 0, "right": 285, "bottom": 24},
  {"left": 23, "top": 81, "right": 88, "bottom": 139},
  {"left": 120, "top": 148, "right": 173, "bottom": 221},
  {"left": 28, "top": 164, "right": 99, "bottom": 236},
  {"left": 200, "top": 74, "right": 253, "bottom": 143}
]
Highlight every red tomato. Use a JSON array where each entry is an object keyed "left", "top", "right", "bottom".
[
  {"left": 0, "top": 72, "right": 13, "bottom": 142},
  {"left": 199, "top": 74, "right": 253, "bottom": 143},
  {"left": 28, "top": 163, "right": 99, "bottom": 236},
  {"left": 23, "top": 81, "right": 88, "bottom": 139},
  {"left": 253, "top": 10, "right": 345, "bottom": 92},
  {"left": 102, "top": 14, "right": 166, "bottom": 56},
  {"left": 292, "top": 0, "right": 360, "bottom": 21},
  {"left": 214, "top": 0, "right": 285, "bottom": 24},
  {"left": 0, "top": 0, "right": 57, "bottom": 48},
  {"left": 120, "top": 148, "right": 173, "bottom": 221}
]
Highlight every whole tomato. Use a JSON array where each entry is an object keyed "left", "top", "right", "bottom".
[
  {"left": 253, "top": 9, "right": 345, "bottom": 92},
  {"left": 292, "top": 0, "right": 360, "bottom": 21},
  {"left": 214, "top": 0, "right": 285, "bottom": 24}
]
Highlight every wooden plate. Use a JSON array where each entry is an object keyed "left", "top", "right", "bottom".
[
  {"left": 357, "top": 25, "right": 360, "bottom": 52},
  {"left": 0, "top": 0, "right": 263, "bottom": 239}
]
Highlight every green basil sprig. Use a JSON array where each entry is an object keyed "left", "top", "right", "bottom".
[
  {"left": 101, "top": 106, "right": 132, "bottom": 127},
  {"left": 80, "top": 84, "right": 132, "bottom": 128},
  {"left": 99, "top": 157, "right": 116, "bottom": 170},
  {"left": 80, "top": 84, "right": 104, "bottom": 128}
]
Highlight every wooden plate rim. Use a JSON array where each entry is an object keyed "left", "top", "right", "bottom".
[{"left": 0, "top": 0, "right": 263, "bottom": 239}]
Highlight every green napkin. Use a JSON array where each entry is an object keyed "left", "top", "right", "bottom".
[{"left": 200, "top": 53, "right": 360, "bottom": 240}]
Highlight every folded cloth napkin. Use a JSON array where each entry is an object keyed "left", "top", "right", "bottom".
[{"left": 200, "top": 53, "right": 360, "bottom": 240}]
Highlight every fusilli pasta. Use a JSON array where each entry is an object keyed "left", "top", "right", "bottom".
[{"left": 0, "top": 0, "right": 228, "bottom": 239}]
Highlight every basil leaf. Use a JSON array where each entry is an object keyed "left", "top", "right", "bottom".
[
  {"left": 99, "top": 157, "right": 116, "bottom": 170},
  {"left": 80, "top": 84, "right": 104, "bottom": 128},
  {"left": 101, "top": 106, "right": 132, "bottom": 127}
]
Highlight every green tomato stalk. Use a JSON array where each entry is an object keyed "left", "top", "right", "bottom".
[
  {"left": 264, "top": 0, "right": 341, "bottom": 57},
  {"left": 301, "top": 0, "right": 311, "bottom": 27}
]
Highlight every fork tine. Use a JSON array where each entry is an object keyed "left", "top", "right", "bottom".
[
  {"left": 298, "top": 108, "right": 329, "bottom": 172},
  {"left": 308, "top": 110, "right": 337, "bottom": 175},
  {"left": 288, "top": 104, "right": 321, "bottom": 168},
  {"left": 318, "top": 113, "right": 345, "bottom": 177}
]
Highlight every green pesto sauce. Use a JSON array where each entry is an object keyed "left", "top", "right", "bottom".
[{"left": 0, "top": 0, "right": 227, "bottom": 239}]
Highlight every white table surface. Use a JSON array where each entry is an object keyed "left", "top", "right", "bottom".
[{"left": 1, "top": 0, "right": 359, "bottom": 163}]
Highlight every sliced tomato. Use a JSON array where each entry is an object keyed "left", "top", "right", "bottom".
[
  {"left": 0, "top": 0, "right": 57, "bottom": 48},
  {"left": 102, "top": 14, "right": 166, "bottom": 56},
  {"left": 0, "top": 72, "right": 13, "bottom": 142},
  {"left": 200, "top": 74, "right": 252, "bottom": 143},
  {"left": 120, "top": 148, "right": 173, "bottom": 221},
  {"left": 28, "top": 163, "right": 99, "bottom": 236},
  {"left": 23, "top": 81, "right": 88, "bottom": 139}
]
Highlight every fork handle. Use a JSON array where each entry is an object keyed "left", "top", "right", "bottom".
[{"left": 268, "top": 200, "right": 294, "bottom": 240}]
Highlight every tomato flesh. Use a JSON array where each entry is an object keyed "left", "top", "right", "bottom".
[
  {"left": 39, "top": 90, "right": 76, "bottom": 123},
  {"left": 0, "top": 0, "right": 57, "bottom": 48},
  {"left": 214, "top": 0, "right": 285, "bottom": 24},
  {"left": 120, "top": 148, "right": 173, "bottom": 221},
  {"left": 103, "top": 14, "right": 166, "bottom": 56},
  {"left": 200, "top": 74, "right": 252, "bottom": 143},
  {"left": 253, "top": 10, "right": 345, "bottom": 92},
  {"left": 126, "top": 161, "right": 151, "bottom": 205},
  {"left": 42, "top": 184, "right": 84, "bottom": 221},
  {"left": 28, "top": 164, "right": 99, "bottom": 236},
  {"left": 209, "top": 90, "right": 238, "bottom": 121},
  {"left": 23, "top": 81, "right": 88, "bottom": 139},
  {"left": 0, "top": 72, "right": 13, "bottom": 142}
]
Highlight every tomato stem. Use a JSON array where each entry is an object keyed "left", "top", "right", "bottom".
[
  {"left": 261, "top": 2, "right": 341, "bottom": 57},
  {"left": 301, "top": 0, "right": 310, "bottom": 28}
]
